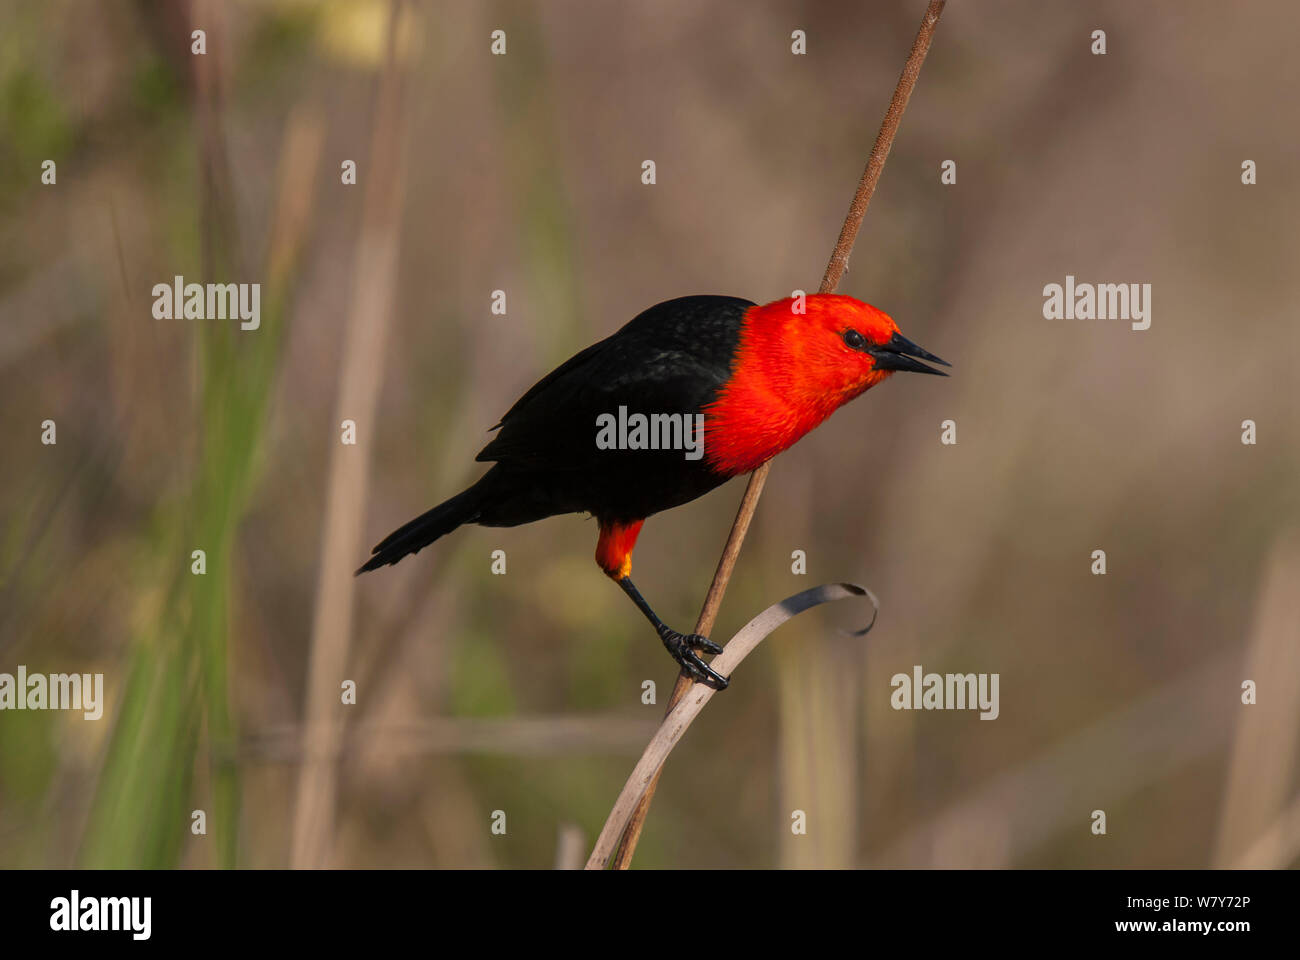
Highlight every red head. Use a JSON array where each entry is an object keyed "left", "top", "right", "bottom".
[{"left": 703, "top": 293, "right": 948, "bottom": 476}]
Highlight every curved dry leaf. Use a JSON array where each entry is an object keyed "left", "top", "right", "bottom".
[{"left": 586, "top": 581, "right": 878, "bottom": 869}]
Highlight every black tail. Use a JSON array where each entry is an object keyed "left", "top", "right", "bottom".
[{"left": 355, "top": 476, "right": 490, "bottom": 575}]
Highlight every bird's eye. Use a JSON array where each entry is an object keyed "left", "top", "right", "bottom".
[{"left": 842, "top": 329, "right": 867, "bottom": 350}]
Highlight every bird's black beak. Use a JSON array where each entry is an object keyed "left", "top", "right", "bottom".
[{"left": 870, "top": 332, "right": 950, "bottom": 376}]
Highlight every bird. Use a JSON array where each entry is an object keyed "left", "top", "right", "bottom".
[{"left": 357, "top": 293, "right": 948, "bottom": 689}]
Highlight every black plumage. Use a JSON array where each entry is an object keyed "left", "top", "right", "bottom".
[{"left": 357, "top": 295, "right": 752, "bottom": 572}]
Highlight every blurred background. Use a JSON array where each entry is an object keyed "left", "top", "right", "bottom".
[{"left": 1, "top": 0, "right": 1297, "bottom": 869}]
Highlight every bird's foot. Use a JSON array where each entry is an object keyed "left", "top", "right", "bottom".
[{"left": 658, "top": 626, "right": 729, "bottom": 690}]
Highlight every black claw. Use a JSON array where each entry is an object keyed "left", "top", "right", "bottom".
[
  {"left": 658, "top": 627, "right": 730, "bottom": 690},
  {"left": 686, "top": 634, "right": 724, "bottom": 656}
]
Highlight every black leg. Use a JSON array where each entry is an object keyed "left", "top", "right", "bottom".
[{"left": 616, "top": 577, "right": 729, "bottom": 690}]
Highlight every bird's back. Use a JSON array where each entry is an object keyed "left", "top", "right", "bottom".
[{"left": 475, "top": 295, "right": 754, "bottom": 521}]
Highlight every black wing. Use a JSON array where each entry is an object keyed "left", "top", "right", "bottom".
[{"left": 476, "top": 295, "right": 753, "bottom": 472}]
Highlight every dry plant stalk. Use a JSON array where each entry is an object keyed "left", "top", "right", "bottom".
[
  {"left": 599, "top": 0, "right": 948, "bottom": 870},
  {"left": 587, "top": 585, "right": 876, "bottom": 868},
  {"left": 290, "top": 1, "right": 408, "bottom": 868},
  {"left": 1213, "top": 535, "right": 1300, "bottom": 867}
]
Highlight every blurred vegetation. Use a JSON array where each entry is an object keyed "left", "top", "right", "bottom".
[{"left": 1, "top": 0, "right": 1297, "bottom": 869}]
